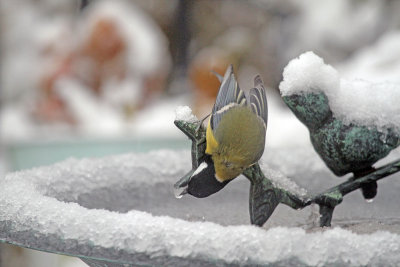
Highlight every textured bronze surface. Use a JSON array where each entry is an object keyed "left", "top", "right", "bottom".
[{"left": 175, "top": 115, "right": 400, "bottom": 227}]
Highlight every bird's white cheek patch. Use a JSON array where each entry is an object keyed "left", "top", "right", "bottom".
[{"left": 192, "top": 162, "right": 208, "bottom": 177}]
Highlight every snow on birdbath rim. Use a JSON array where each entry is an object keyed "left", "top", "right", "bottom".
[{"left": 0, "top": 150, "right": 399, "bottom": 265}]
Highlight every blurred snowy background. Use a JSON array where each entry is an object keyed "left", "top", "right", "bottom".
[{"left": 1, "top": 0, "right": 400, "bottom": 266}]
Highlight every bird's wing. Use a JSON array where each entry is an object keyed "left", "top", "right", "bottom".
[
  {"left": 211, "top": 70, "right": 223, "bottom": 83},
  {"left": 210, "top": 65, "right": 247, "bottom": 132},
  {"left": 249, "top": 75, "right": 268, "bottom": 128}
]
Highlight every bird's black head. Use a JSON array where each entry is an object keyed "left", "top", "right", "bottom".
[{"left": 174, "top": 155, "right": 230, "bottom": 198}]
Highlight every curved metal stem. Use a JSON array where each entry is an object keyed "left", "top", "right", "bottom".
[
  {"left": 311, "top": 158, "right": 400, "bottom": 226},
  {"left": 175, "top": 119, "right": 400, "bottom": 227}
]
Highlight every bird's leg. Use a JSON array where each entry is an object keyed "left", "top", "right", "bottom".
[{"left": 353, "top": 167, "right": 377, "bottom": 200}]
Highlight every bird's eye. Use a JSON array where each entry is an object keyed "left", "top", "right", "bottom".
[{"left": 224, "top": 162, "right": 232, "bottom": 168}]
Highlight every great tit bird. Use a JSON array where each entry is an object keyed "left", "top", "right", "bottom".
[{"left": 182, "top": 65, "right": 268, "bottom": 198}]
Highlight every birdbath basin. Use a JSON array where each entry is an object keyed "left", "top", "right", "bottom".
[{"left": 1, "top": 149, "right": 400, "bottom": 266}]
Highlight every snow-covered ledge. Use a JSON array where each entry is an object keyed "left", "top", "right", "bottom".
[{"left": 0, "top": 151, "right": 399, "bottom": 266}]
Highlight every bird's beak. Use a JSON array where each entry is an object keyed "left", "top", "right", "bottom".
[{"left": 174, "top": 169, "right": 195, "bottom": 198}]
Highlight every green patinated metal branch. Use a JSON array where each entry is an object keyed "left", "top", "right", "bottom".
[
  {"left": 242, "top": 164, "right": 308, "bottom": 226},
  {"left": 174, "top": 120, "right": 206, "bottom": 170},
  {"left": 311, "top": 158, "right": 400, "bottom": 226},
  {"left": 175, "top": 119, "right": 400, "bottom": 227}
]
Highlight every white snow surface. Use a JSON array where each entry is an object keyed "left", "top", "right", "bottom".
[
  {"left": 339, "top": 31, "right": 400, "bottom": 83},
  {"left": 280, "top": 51, "right": 400, "bottom": 133},
  {"left": 0, "top": 150, "right": 399, "bottom": 265},
  {"left": 279, "top": 51, "right": 340, "bottom": 96},
  {"left": 174, "top": 106, "right": 199, "bottom": 123}
]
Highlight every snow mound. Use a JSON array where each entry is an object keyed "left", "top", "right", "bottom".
[
  {"left": 279, "top": 51, "right": 400, "bottom": 133},
  {"left": 279, "top": 51, "right": 340, "bottom": 97},
  {"left": 1, "top": 150, "right": 399, "bottom": 265},
  {"left": 175, "top": 106, "right": 198, "bottom": 123}
]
